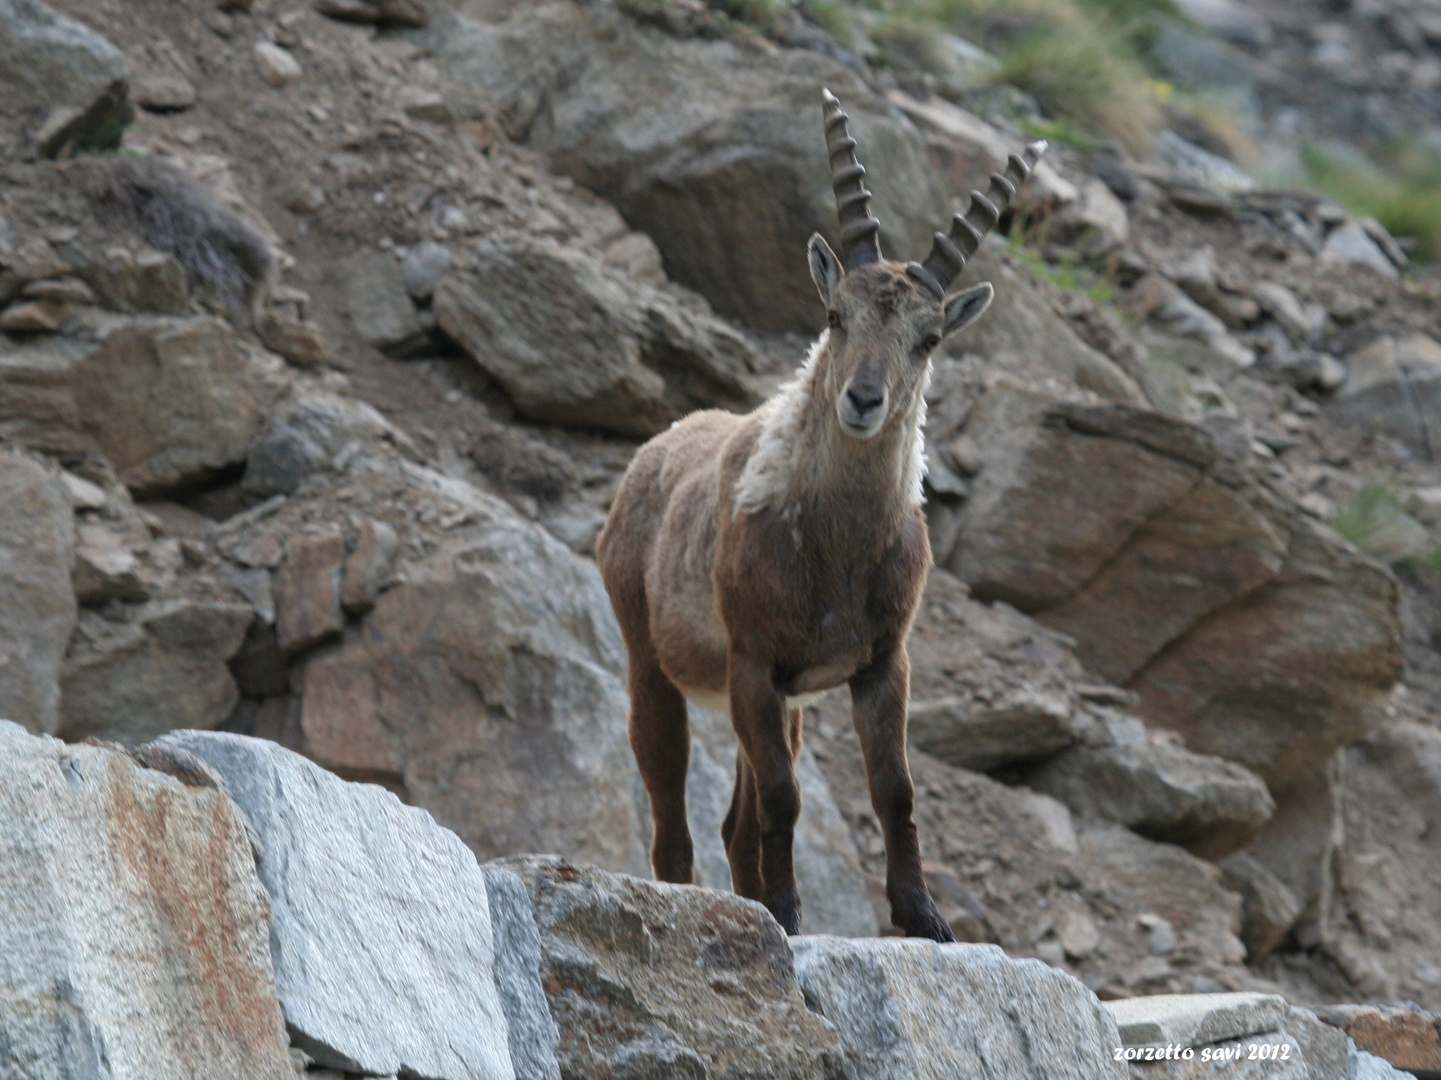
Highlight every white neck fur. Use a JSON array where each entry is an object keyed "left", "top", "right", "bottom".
[{"left": 734, "top": 329, "right": 930, "bottom": 519}]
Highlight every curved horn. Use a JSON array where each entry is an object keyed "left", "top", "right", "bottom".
[
  {"left": 911, "top": 140, "right": 1048, "bottom": 299},
  {"left": 822, "top": 88, "right": 882, "bottom": 271}
]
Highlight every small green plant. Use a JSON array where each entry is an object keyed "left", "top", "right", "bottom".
[
  {"left": 997, "top": 30, "right": 1159, "bottom": 155},
  {"left": 1007, "top": 233, "right": 1116, "bottom": 304},
  {"left": 1332, "top": 479, "right": 1434, "bottom": 566}
]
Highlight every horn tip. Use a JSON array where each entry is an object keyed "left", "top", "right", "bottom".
[
  {"left": 1026, "top": 139, "right": 1049, "bottom": 159},
  {"left": 822, "top": 87, "right": 840, "bottom": 106}
]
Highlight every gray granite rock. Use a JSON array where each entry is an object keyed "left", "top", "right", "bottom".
[
  {"left": 154, "top": 730, "right": 514, "bottom": 1080},
  {"left": 0, "top": 721, "right": 294, "bottom": 1079},
  {"left": 791, "top": 937, "right": 1126, "bottom": 1080},
  {"left": 480, "top": 867, "right": 562, "bottom": 1080}
]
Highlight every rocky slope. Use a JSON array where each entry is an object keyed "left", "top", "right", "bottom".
[{"left": 3, "top": 0, "right": 1441, "bottom": 1068}]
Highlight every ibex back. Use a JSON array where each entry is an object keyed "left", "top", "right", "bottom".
[{"left": 596, "top": 89, "right": 1045, "bottom": 938}]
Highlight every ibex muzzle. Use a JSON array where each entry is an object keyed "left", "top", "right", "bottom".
[{"left": 596, "top": 89, "right": 1045, "bottom": 939}]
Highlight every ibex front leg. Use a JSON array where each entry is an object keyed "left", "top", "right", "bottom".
[
  {"left": 728, "top": 652, "right": 803, "bottom": 935},
  {"left": 851, "top": 647, "right": 955, "bottom": 942}
]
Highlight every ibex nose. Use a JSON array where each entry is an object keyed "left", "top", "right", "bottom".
[{"left": 846, "top": 386, "right": 884, "bottom": 417}]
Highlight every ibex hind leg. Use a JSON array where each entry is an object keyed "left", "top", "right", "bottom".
[
  {"left": 722, "top": 753, "right": 764, "bottom": 902},
  {"left": 628, "top": 653, "right": 695, "bottom": 884}
]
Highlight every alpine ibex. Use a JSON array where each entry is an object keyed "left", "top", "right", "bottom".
[{"left": 596, "top": 89, "right": 1045, "bottom": 939}]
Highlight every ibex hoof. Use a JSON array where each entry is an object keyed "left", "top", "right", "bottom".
[{"left": 896, "top": 901, "right": 957, "bottom": 943}]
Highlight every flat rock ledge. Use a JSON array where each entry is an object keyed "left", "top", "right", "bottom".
[{"left": 1106, "top": 993, "right": 1419, "bottom": 1080}]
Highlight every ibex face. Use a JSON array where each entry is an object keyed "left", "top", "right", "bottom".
[
  {"left": 807, "top": 240, "right": 994, "bottom": 440},
  {"left": 814, "top": 87, "right": 1044, "bottom": 440}
]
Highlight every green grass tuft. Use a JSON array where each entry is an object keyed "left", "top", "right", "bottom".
[{"left": 1303, "top": 140, "right": 1441, "bottom": 263}]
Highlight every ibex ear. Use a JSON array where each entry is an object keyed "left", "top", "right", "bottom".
[
  {"left": 808, "top": 233, "right": 842, "bottom": 306},
  {"left": 943, "top": 282, "right": 994, "bottom": 338}
]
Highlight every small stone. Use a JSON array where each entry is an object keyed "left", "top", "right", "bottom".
[
  {"left": 228, "top": 531, "right": 284, "bottom": 569},
  {"left": 134, "top": 72, "right": 198, "bottom": 112},
  {"left": 1140, "top": 913, "right": 1177, "bottom": 955},
  {"left": 275, "top": 530, "right": 345, "bottom": 653},
  {"left": 21, "top": 277, "right": 93, "bottom": 303},
  {"left": 73, "top": 525, "right": 148, "bottom": 604},
  {"left": 60, "top": 471, "right": 108, "bottom": 508},
  {"left": 1322, "top": 221, "right": 1400, "bottom": 279},
  {"left": 399, "top": 89, "right": 453, "bottom": 124},
  {"left": 1057, "top": 910, "right": 1101, "bottom": 960},
  {"left": 0, "top": 298, "right": 67, "bottom": 332},
  {"left": 279, "top": 181, "right": 325, "bottom": 213},
  {"left": 258, "top": 311, "right": 330, "bottom": 368},
  {"left": 400, "top": 242, "right": 453, "bottom": 302},
  {"left": 180, "top": 537, "right": 208, "bottom": 567},
  {"left": 341, "top": 518, "right": 399, "bottom": 614},
  {"left": 253, "top": 42, "right": 301, "bottom": 87}
]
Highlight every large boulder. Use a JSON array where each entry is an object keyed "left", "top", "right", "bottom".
[
  {"left": 0, "top": 315, "right": 260, "bottom": 495},
  {"left": 296, "top": 472, "right": 654, "bottom": 878},
  {"left": 0, "top": 449, "right": 75, "bottom": 735},
  {"left": 791, "top": 937, "right": 1126, "bottom": 1080},
  {"left": 423, "top": 3, "right": 951, "bottom": 332},
  {"left": 155, "top": 730, "right": 516, "bottom": 1080},
  {"left": 434, "top": 237, "right": 760, "bottom": 436},
  {"left": 1024, "top": 737, "right": 1275, "bottom": 860},
  {"left": 0, "top": 722, "right": 294, "bottom": 1079},
  {"left": 0, "top": 0, "right": 133, "bottom": 157},
  {"left": 494, "top": 855, "right": 843, "bottom": 1080},
  {"left": 944, "top": 380, "right": 1401, "bottom": 923}
]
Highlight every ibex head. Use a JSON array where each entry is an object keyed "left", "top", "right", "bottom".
[{"left": 810, "top": 89, "right": 1046, "bottom": 440}]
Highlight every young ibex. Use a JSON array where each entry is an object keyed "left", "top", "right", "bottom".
[{"left": 597, "top": 89, "right": 1044, "bottom": 939}]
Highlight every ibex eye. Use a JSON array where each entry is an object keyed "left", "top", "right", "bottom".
[
  {"left": 922, "top": 334, "right": 940, "bottom": 352},
  {"left": 828, "top": 310, "right": 842, "bottom": 330}
]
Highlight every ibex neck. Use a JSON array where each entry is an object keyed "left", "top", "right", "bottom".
[{"left": 734, "top": 331, "right": 928, "bottom": 531}]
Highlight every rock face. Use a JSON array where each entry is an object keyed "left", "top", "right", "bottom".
[
  {"left": 434, "top": 238, "right": 760, "bottom": 437},
  {"left": 155, "top": 730, "right": 516, "bottom": 1080},
  {"left": 0, "top": 315, "right": 260, "bottom": 494},
  {"left": 0, "top": 0, "right": 133, "bottom": 157},
  {"left": 1024, "top": 740, "right": 1275, "bottom": 859},
  {"left": 0, "top": 450, "right": 75, "bottom": 736},
  {"left": 791, "top": 937, "right": 1126, "bottom": 1080},
  {"left": 0, "top": 722, "right": 294, "bottom": 1080},
  {"left": 495, "top": 855, "right": 843, "bottom": 1080},
  {"left": 424, "top": 3, "right": 951, "bottom": 332},
  {"left": 947, "top": 380, "right": 1401, "bottom": 920}
]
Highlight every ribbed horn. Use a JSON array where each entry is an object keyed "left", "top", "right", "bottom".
[
  {"left": 822, "top": 88, "right": 882, "bottom": 271},
  {"left": 912, "top": 140, "right": 1048, "bottom": 298}
]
